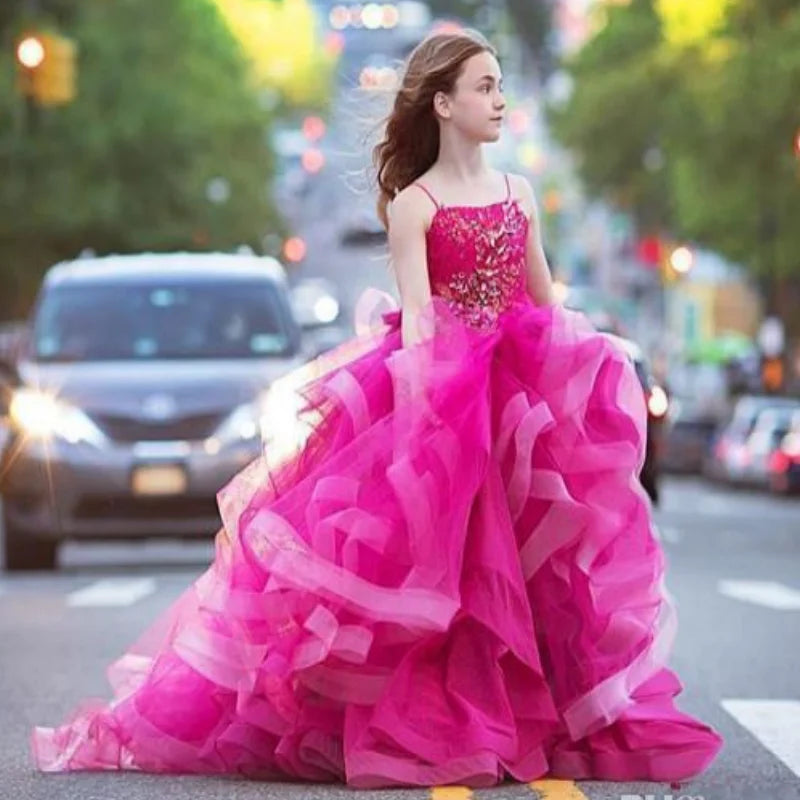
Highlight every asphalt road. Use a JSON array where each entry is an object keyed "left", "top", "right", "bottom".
[{"left": 2, "top": 474, "right": 799, "bottom": 800}]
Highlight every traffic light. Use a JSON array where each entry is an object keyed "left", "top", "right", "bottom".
[
  {"left": 660, "top": 243, "right": 694, "bottom": 284},
  {"left": 15, "top": 32, "right": 77, "bottom": 107},
  {"left": 761, "top": 355, "right": 784, "bottom": 393}
]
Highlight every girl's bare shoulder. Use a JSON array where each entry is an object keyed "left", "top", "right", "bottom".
[
  {"left": 389, "top": 183, "right": 437, "bottom": 230},
  {"left": 506, "top": 172, "right": 536, "bottom": 220}
]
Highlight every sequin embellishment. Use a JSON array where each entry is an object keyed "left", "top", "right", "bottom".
[{"left": 427, "top": 199, "right": 529, "bottom": 330}]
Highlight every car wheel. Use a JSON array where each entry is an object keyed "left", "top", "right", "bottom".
[
  {"left": 768, "top": 472, "right": 789, "bottom": 495},
  {"left": 640, "top": 470, "right": 660, "bottom": 506},
  {"left": 2, "top": 511, "right": 58, "bottom": 571}
]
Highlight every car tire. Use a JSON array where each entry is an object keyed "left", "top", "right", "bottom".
[
  {"left": 2, "top": 511, "right": 58, "bottom": 571},
  {"left": 640, "top": 469, "right": 660, "bottom": 506},
  {"left": 768, "top": 472, "right": 789, "bottom": 495}
]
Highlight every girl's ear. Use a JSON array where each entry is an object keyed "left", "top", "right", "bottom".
[{"left": 433, "top": 91, "right": 450, "bottom": 120}]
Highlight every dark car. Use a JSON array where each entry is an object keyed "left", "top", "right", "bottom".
[
  {"left": 0, "top": 252, "right": 311, "bottom": 571},
  {"left": 659, "top": 362, "right": 729, "bottom": 474},
  {"left": 602, "top": 333, "right": 669, "bottom": 505},
  {"left": 339, "top": 206, "right": 387, "bottom": 247},
  {"left": 660, "top": 402, "right": 720, "bottom": 474},
  {"left": 768, "top": 410, "right": 800, "bottom": 495}
]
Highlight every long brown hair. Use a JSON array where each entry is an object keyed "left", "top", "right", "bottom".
[{"left": 372, "top": 29, "right": 496, "bottom": 229}]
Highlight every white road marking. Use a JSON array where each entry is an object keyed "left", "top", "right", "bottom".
[
  {"left": 66, "top": 577, "right": 156, "bottom": 608},
  {"left": 722, "top": 699, "right": 800, "bottom": 777},
  {"left": 717, "top": 579, "right": 800, "bottom": 610}
]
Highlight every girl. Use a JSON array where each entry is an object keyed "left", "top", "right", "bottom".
[{"left": 31, "top": 29, "right": 723, "bottom": 789}]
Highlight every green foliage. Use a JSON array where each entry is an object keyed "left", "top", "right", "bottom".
[
  {"left": 667, "top": 5, "right": 800, "bottom": 279},
  {"left": 506, "top": 0, "right": 554, "bottom": 68},
  {"left": 550, "top": 0, "right": 800, "bottom": 283},
  {"left": 426, "top": 0, "right": 483, "bottom": 23},
  {"left": 550, "top": 0, "right": 673, "bottom": 231},
  {"left": 0, "top": 0, "right": 281, "bottom": 319},
  {"left": 426, "top": 0, "right": 553, "bottom": 65}
]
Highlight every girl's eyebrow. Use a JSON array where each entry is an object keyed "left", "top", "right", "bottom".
[{"left": 476, "top": 75, "right": 503, "bottom": 84}]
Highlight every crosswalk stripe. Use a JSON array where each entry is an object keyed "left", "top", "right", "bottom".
[
  {"left": 717, "top": 579, "right": 800, "bottom": 610},
  {"left": 529, "top": 780, "right": 589, "bottom": 798},
  {"left": 66, "top": 577, "right": 156, "bottom": 607},
  {"left": 722, "top": 699, "right": 800, "bottom": 777}
]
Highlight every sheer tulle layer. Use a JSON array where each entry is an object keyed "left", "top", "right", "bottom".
[{"left": 31, "top": 295, "right": 723, "bottom": 787}]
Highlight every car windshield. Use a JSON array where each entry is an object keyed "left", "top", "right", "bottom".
[
  {"left": 754, "top": 406, "right": 800, "bottom": 431},
  {"left": 30, "top": 280, "right": 293, "bottom": 362},
  {"left": 733, "top": 398, "right": 799, "bottom": 433}
]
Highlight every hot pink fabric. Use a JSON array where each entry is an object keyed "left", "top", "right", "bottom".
[{"left": 31, "top": 197, "right": 723, "bottom": 787}]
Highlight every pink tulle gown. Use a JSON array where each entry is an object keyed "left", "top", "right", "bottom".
[{"left": 31, "top": 174, "right": 723, "bottom": 788}]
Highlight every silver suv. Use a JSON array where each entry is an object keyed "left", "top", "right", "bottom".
[{"left": 0, "top": 252, "right": 309, "bottom": 570}]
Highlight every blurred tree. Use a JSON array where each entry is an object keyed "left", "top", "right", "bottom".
[
  {"left": 426, "top": 0, "right": 482, "bottom": 24},
  {"left": 213, "top": 0, "right": 337, "bottom": 108},
  {"left": 425, "top": 0, "right": 555, "bottom": 70},
  {"left": 0, "top": 0, "right": 76, "bottom": 34},
  {"left": 666, "top": 2, "right": 800, "bottom": 311},
  {"left": 549, "top": 0, "right": 800, "bottom": 339},
  {"left": 0, "top": 0, "right": 281, "bottom": 320},
  {"left": 548, "top": 0, "right": 672, "bottom": 233},
  {"left": 506, "top": 0, "right": 555, "bottom": 72}
]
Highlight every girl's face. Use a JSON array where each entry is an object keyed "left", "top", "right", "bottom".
[{"left": 435, "top": 51, "right": 506, "bottom": 143}]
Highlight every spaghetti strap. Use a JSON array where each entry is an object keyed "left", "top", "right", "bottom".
[
  {"left": 504, "top": 172, "right": 511, "bottom": 202},
  {"left": 412, "top": 182, "right": 440, "bottom": 211}
]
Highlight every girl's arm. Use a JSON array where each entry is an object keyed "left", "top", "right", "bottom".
[
  {"left": 387, "top": 187, "right": 433, "bottom": 348},
  {"left": 512, "top": 174, "right": 557, "bottom": 307}
]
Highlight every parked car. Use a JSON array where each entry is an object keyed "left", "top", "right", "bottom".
[
  {"left": 660, "top": 398, "right": 720, "bottom": 474},
  {"left": 0, "top": 252, "right": 318, "bottom": 571},
  {"left": 739, "top": 405, "right": 800, "bottom": 488},
  {"left": 602, "top": 333, "right": 669, "bottom": 505},
  {"left": 704, "top": 394, "right": 800, "bottom": 485},
  {"left": 339, "top": 206, "right": 387, "bottom": 247},
  {"left": 768, "top": 410, "right": 800, "bottom": 495},
  {"left": 660, "top": 362, "right": 730, "bottom": 474}
]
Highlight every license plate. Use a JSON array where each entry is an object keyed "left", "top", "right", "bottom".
[{"left": 131, "top": 464, "right": 187, "bottom": 496}]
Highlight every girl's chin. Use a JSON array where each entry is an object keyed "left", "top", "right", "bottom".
[{"left": 467, "top": 128, "right": 501, "bottom": 144}]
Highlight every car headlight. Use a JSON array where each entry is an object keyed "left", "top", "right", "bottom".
[
  {"left": 211, "top": 399, "right": 264, "bottom": 446},
  {"left": 210, "top": 382, "right": 310, "bottom": 455},
  {"left": 647, "top": 385, "right": 669, "bottom": 418},
  {"left": 9, "top": 388, "right": 107, "bottom": 447}
]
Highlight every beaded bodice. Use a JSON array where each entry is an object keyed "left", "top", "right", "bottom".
[{"left": 416, "top": 179, "right": 530, "bottom": 330}]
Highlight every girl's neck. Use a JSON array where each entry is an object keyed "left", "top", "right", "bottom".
[{"left": 435, "top": 136, "right": 489, "bottom": 184}]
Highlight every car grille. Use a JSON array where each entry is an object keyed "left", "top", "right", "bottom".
[
  {"left": 74, "top": 494, "right": 220, "bottom": 522},
  {"left": 88, "top": 411, "right": 226, "bottom": 442}
]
